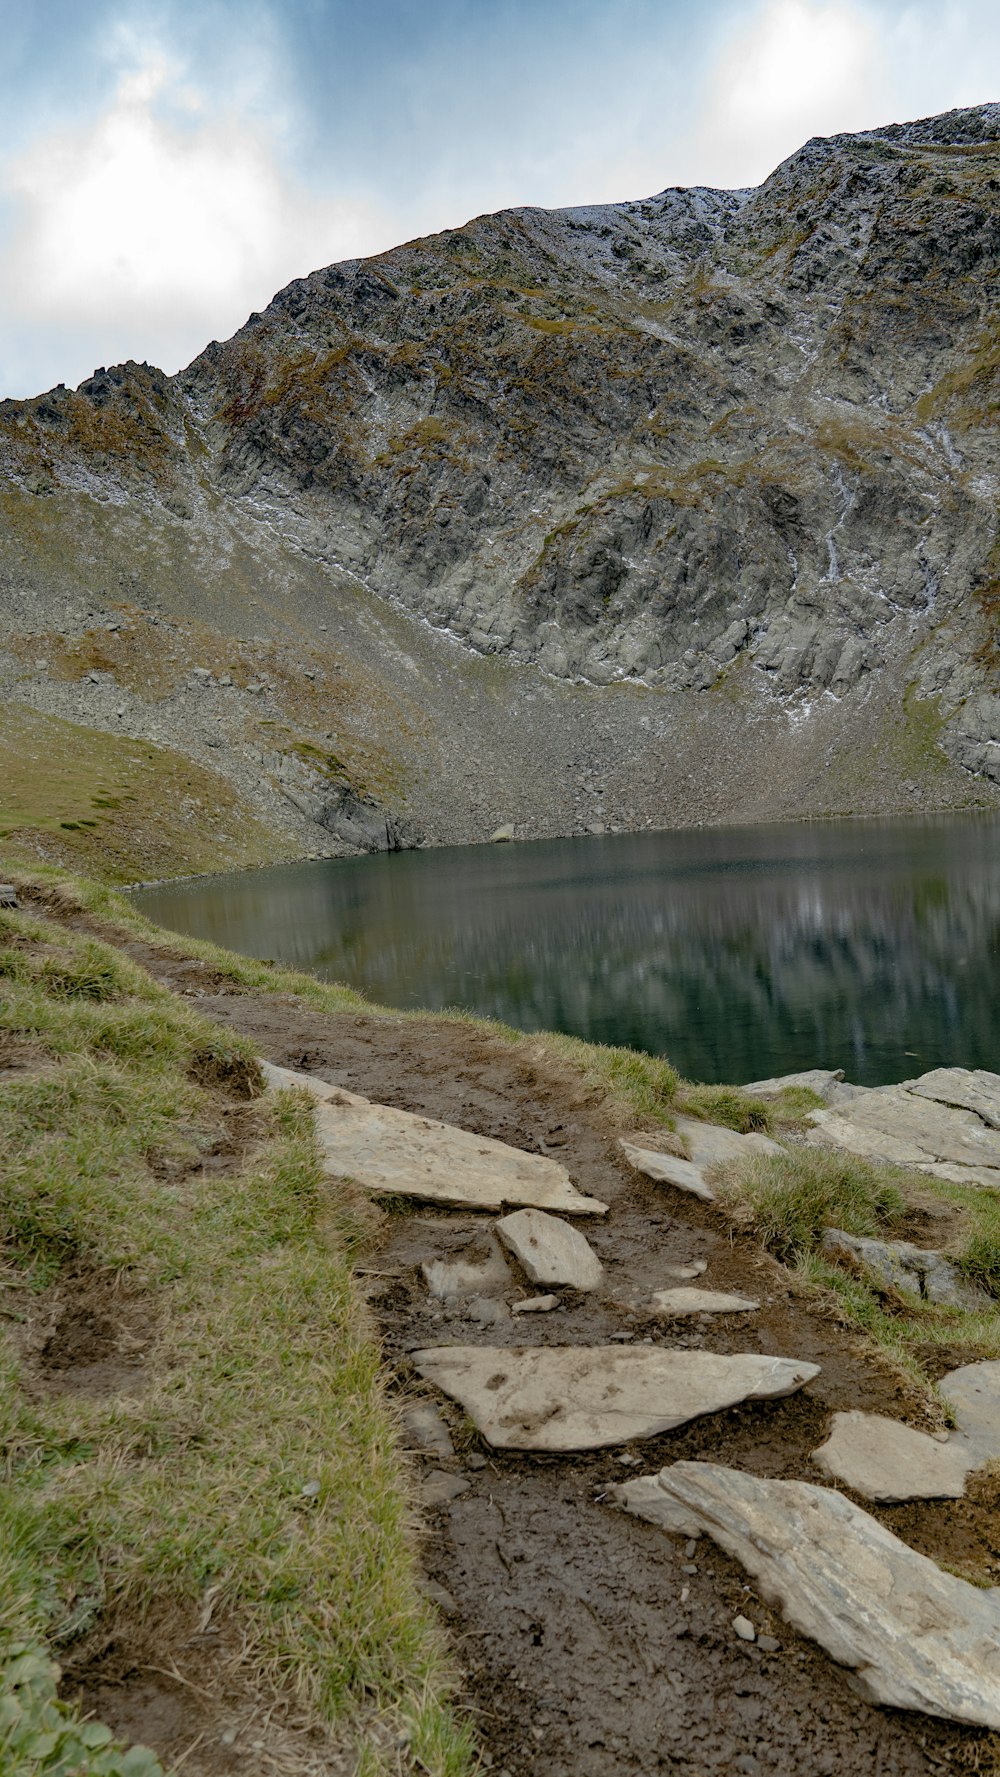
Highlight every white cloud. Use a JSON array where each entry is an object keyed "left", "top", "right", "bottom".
[
  {"left": 0, "top": 44, "right": 396, "bottom": 395},
  {"left": 676, "top": 0, "right": 885, "bottom": 189}
]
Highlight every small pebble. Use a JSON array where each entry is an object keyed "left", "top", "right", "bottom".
[
  {"left": 467, "top": 1453, "right": 488, "bottom": 1470},
  {"left": 684, "top": 1539, "right": 698, "bottom": 1558},
  {"left": 758, "top": 1634, "right": 781, "bottom": 1653},
  {"left": 682, "top": 1563, "right": 697, "bottom": 1575},
  {"left": 680, "top": 1585, "right": 690, "bottom": 1602},
  {"left": 733, "top": 1615, "right": 756, "bottom": 1642},
  {"left": 617, "top": 1453, "right": 640, "bottom": 1466}
]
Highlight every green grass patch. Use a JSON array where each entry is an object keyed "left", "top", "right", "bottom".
[
  {"left": 713, "top": 1147, "right": 908, "bottom": 1262},
  {"left": 715, "top": 1145, "right": 1000, "bottom": 1386},
  {"left": 0, "top": 702, "right": 284, "bottom": 883},
  {"left": 0, "top": 906, "right": 472, "bottom": 1773},
  {"left": 677, "top": 1083, "right": 773, "bottom": 1133}
]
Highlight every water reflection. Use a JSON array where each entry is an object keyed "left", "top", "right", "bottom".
[{"left": 134, "top": 816, "right": 1000, "bottom": 1086}]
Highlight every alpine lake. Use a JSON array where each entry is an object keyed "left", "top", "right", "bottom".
[{"left": 133, "top": 813, "right": 1000, "bottom": 1088}]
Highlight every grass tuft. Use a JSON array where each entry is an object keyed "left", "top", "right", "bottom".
[
  {"left": 679, "top": 1083, "right": 773, "bottom": 1133},
  {"left": 713, "top": 1147, "right": 908, "bottom": 1263}
]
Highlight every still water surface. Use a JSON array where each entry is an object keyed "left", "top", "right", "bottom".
[{"left": 134, "top": 816, "right": 1000, "bottom": 1087}]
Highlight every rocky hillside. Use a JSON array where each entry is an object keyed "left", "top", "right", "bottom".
[{"left": 3, "top": 103, "right": 1000, "bottom": 871}]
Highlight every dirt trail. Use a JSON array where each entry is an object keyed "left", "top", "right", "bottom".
[{"left": 33, "top": 904, "right": 1000, "bottom": 1774}]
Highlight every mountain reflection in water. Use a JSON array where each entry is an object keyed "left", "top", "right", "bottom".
[{"left": 134, "top": 815, "right": 1000, "bottom": 1087}]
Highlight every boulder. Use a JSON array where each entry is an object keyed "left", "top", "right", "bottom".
[
  {"left": 616, "top": 1460, "right": 1000, "bottom": 1728},
  {"left": 412, "top": 1345, "right": 819, "bottom": 1451},
  {"left": 812, "top": 1410, "right": 970, "bottom": 1501},
  {"left": 496, "top": 1207, "right": 603, "bottom": 1290},
  {"left": 262, "top": 1061, "right": 607, "bottom": 1214}
]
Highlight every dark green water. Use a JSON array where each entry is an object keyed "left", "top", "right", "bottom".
[{"left": 133, "top": 815, "right": 1000, "bottom": 1087}]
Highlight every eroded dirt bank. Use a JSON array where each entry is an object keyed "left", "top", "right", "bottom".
[{"left": 33, "top": 895, "right": 1000, "bottom": 1775}]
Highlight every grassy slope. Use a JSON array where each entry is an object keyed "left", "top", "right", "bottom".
[
  {"left": 0, "top": 901, "right": 471, "bottom": 1775},
  {"left": 0, "top": 702, "right": 287, "bottom": 882}
]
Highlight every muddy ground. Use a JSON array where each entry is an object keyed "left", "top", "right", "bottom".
[{"left": 26, "top": 895, "right": 1000, "bottom": 1774}]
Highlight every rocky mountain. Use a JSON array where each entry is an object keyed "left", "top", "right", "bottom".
[{"left": 2, "top": 103, "right": 1000, "bottom": 873}]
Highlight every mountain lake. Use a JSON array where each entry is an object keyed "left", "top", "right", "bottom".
[{"left": 133, "top": 812, "right": 1000, "bottom": 1087}]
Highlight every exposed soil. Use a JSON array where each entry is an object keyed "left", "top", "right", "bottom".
[
  {"left": 61, "top": 1603, "right": 359, "bottom": 1777},
  {"left": 4, "top": 1264, "right": 155, "bottom": 1399},
  {"left": 17, "top": 890, "right": 1000, "bottom": 1772}
]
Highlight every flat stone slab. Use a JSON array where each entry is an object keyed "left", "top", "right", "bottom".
[
  {"left": 616, "top": 1460, "right": 1000, "bottom": 1728},
  {"left": 807, "top": 1069, "right": 1000, "bottom": 1190},
  {"left": 650, "top": 1287, "right": 760, "bottom": 1317},
  {"left": 908, "top": 1068, "right": 1000, "bottom": 1131},
  {"left": 812, "top": 1411, "right": 970, "bottom": 1501},
  {"left": 497, "top": 1207, "right": 603, "bottom": 1290},
  {"left": 412, "top": 1346, "right": 819, "bottom": 1451},
  {"left": 820, "top": 1227, "right": 989, "bottom": 1310},
  {"left": 262, "top": 1061, "right": 607, "bottom": 1214},
  {"left": 620, "top": 1140, "right": 715, "bottom": 1201},
  {"left": 939, "top": 1361, "right": 1000, "bottom": 1470}
]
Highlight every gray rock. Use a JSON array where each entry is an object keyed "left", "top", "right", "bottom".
[
  {"left": 908, "top": 1067, "right": 1000, "bottom": 1131},
  {"left": 261, "top": 1061, "right": 607, "bottom": 1215},
  {"left": 820, "top": 1228, "right": 988, "bottom": 1310},
  {"left": 650, "top": 1287, "right": 760, "bottom": 1317},
  {"left": 421, "top": 1233, "right": 511, "bottom": 1300},
  {"left": 939, "top": 1361, "right": 1000, "bottom": 1470},
  {"left": 807, "top": 1070, "right": 1000, "bottom": 1190},
  {"left": 740, "top": 1069, "right": 845, "bottom": 1103},
  {"left": 402, "top": 1402, "right": 455, "bottom": 1460},
  {"left": 466, "top": 1295, "right": 509, "bottom": 1328},
  {"left": 420, "top": 1470, "right": 470, "bottom": 1507},
  {"left": 812, "top": 1410, "right": 971, "bottom": 1501},
  {"left": 617, "top": 1460, "right": 1000, "bottom": 1728},
  {"left": 511, "top": 1294, "right": 560, "bottom": 1313},
  {"left": 489, "top": 824, "right": 515, "bottom": 842},
  {"left": 496, "top": 1207, "right": 604, "bottom": 1291},
  {"left": 733, "top": 1616, "right": 756, "bottom": 1642},
  {"left": 412, "top": 1346, "right": 819, "bottom": 1451},
  {"left": 674, "top": 1116, "right": 783, "bottom": 1167},
  {"left": 620, "top": 1140, "right": 714, "bottom": 1201}
]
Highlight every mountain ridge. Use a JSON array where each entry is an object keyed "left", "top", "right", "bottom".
[{"left": 2, "top": 103, "right": 1000, "bottom": 874}]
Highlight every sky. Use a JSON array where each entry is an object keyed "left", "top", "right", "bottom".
[{"left": 0, "top": 0, "right": 998, "bottom": 399}]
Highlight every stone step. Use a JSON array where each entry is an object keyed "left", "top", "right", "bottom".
[
  {"left": 412, "top": 1344, "right": 819, "bottom": 1451},
  {"left": 262, "top": 1059, "right": 608, "bottom": 1214}
]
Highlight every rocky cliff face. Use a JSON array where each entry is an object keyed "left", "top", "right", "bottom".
[{"left": 2, "top": 104, "right": 1000, "bottom": 868}]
